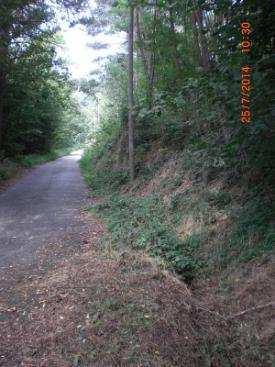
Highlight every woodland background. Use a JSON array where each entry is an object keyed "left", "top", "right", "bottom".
[{"left": 0, "top": 0, "right": 274, "bottom": 364}]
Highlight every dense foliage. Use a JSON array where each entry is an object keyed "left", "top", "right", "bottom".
[
  {"left": 87, "top": 0, "right": 274, "bottom": 177},
  {"left": 81, "top": 0, "right": 274, "bottom": 277},
  {"left": 0, "top": 1, "right": 273, "bottom": 364},
  {"left": 0, "top": 0, "right": 88, "bottom": 158},
  {"left": 80, "top": 5, "right": 274, "bottom": 360}
]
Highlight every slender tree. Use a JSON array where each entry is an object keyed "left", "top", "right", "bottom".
[
  {"left": 192, "top": 0, "right": 210, "bottom": 71},
  {"left": 135, "top": 5, "right": 156, "bottom": 109},
  {"left": 128, "top": 1, "right": 134, "bottom": 181},
  {"left": 0, "top": 31, "right": 7, "bottom": 147}
]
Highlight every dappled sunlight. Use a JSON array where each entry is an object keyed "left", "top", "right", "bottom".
[
  {"left": 70, "top": 149, "right": 84, "bottom": 157},
  {"left": 62, "top": 149, "right": 84, "bottom": 161}
]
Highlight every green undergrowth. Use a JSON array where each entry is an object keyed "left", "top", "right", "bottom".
[
  {"left": 81, "top": 147, "right": 274, "bottom": 283},
  {"left": 80, "top": 148, "right": 128, "bottom": 195},
  {"left": 93, "top": 194, "right": 203, "bottom": 282},
  {"left": 17, "top": 147, "right": 72, "bottom": 168}
]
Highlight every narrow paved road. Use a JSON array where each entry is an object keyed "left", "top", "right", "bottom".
[{"left": 0, "top": 151, "right": 88, "bottom": 267}]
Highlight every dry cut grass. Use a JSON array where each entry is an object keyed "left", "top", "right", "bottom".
[{"left": 0, "top": 213, "right": 273, "bottom": 366}]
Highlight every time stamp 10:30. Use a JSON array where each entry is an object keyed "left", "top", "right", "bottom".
[{"left": 240, "top": 22, "right": 252, "bottom": 124}]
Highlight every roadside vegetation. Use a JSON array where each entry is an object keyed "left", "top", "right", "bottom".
[
  {"left": 81, "top": 0, "right": 274, "bottom": 280},
  {"left": 0, "top": 0, "right": 274, "bottom": 365},
  {"left": 80, "top": 0, "right": 274, "bottom": 364},
  {"left": 0, "top": 0, "right": 90, "bottom": 185}
]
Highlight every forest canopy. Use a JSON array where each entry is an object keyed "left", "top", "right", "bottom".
[
  {"left": 0, "top": 0, "right": 89, "bottom": 157},
  {"left": 84, "top": 0, "right": 274, "bottom": 181}
]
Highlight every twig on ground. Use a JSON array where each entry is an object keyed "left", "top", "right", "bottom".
[{"left": 227, "top": 302, "right": 275, "bottom": 320}]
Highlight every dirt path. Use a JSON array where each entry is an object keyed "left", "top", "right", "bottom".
[{"left": 0, "top": 151, "right": 89, "bottom": 267}]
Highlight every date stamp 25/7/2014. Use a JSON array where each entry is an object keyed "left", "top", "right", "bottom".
[{"left": 240, "top": 22, "right": 252, "bottom": 124}]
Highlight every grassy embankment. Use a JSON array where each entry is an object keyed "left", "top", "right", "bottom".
[{"left": 80, "top": 126, "right": 274, "bottom": 364}]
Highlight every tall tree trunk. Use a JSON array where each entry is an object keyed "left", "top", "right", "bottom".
[
  {"left": 135, "top": 6, "right": 156, "bottom": 110},
  {"left": 0, "top": 28, "right": 8, "bottom": 149},
  {"left": 148, "top": 4, "right": 157, "bottom": 109},
  {"left": 191, "top": 0, "right": 210, "bottom": 71},
  {"left": 128, "top": 3, "right": 134, "bottom": 181},
  {"left": 135, "top": 8, "right": 148, "bottom": 77},
  {"left": 0, "top": 66, "right": 7, "bottom": 150},
  {"left": 196, "top": 8, "right": 210, "bottom": 71},
  {"left": 0, "top": 81, "right": 4, "bottom": 149},
  {"left": 168, "top": 5, "right": 182, "bottom": 72}
]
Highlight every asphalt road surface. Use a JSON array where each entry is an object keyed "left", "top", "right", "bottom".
[{"left": 0, "top": 151, "right": 88, "bottom": 267}]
